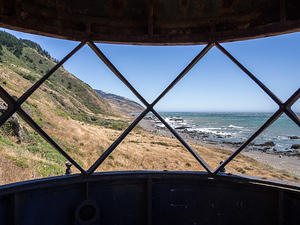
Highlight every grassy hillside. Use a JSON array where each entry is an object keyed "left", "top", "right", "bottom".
[
  {"left": 0, "top": 31, "right": 131, "bottom": 182},
  {"left": 0, "top": 31, "right": 113, "bottom": 116}
]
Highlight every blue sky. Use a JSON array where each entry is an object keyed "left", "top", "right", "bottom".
[{"left": 2, "top": 28, "right": 300, "bottom": 112}]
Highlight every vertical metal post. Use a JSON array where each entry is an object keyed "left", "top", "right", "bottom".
[{"left": 147, "top": 177, "right": 152, "bottom": 225}]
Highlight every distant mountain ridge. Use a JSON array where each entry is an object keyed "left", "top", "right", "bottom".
[{"left": 95, "top": 89, "right": 144, "bottom": 114}]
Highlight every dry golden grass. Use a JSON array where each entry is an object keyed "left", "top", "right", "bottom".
[
  {"left": 36, "top": 109, "right": 300, "bottom": 183},
  {"left": 0, "top": 65, "right": 299, "bottom": 185},
  {"left": 1, "top": 107, "right": 299, "bottom": 185},
  {"left": 0, "top": 150, "right": 37, "bottom": 185}
]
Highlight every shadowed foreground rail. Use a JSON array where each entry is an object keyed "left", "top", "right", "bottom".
[{"left": 0, "top": 171, "right": 299, "bottom": 225}]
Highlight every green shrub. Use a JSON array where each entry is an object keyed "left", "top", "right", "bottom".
[
  {"left": 236, "top": 167, "right": 246, "bottom": 174},
  {"left": 53, "top": 109, "right": 69, "bottom": 119},
  {"left": 35, "top": 161, "right": 64, "bottom": 177},
  {"left": 6, "top": 155, "right": 29, "bottom": 168},
  {"left": 19, "top": 72, "right": 36, "bottom": 82},
  {"left": 128, "top": 140, "right": 140, "bottom": 144},
  {"left": 67, "top": 82, "right": 72, "bottom": 89},
  {"left": 0, "top": 135, "right": 15, "bottom": 146},
  {"left": 150, "top": 141, "right": 169, "bottom": 146}
]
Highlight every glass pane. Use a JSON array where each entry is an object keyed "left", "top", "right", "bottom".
[
  {"left": 0, "top": 114, "right": 66, "bottom": 185},
  {"left": 92, "top": 43, "right": 205, "bottom": 103},
  {"left": 0, "top": 28, "right": 80, "bottom": 98},
  {"left": 98, "top": 113, "right": 206, "bottom": 172},
  {"left": 227, "top": 113, "right": 300, "bottom": 183},
  {"left": 155, "top": 46, "right": 278, "bottom": 171},
  {"left": 222, "top": 32, "right": 300, "bottom": 102}
]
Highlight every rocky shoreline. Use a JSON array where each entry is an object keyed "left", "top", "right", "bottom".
[
  {"left": 142, "top": 116, "right": 300, "bottom": 154},
  {"left": 139, "top": 117, "right": 300, "bottom": 177}
]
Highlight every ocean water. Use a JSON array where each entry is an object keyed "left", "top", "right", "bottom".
[{"left": 155, "top": 112, "right": 300, "bottom": 153}]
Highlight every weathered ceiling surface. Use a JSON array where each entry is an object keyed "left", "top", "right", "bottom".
[{"left": 0, "top": 0, "right": 300, "bottom": 44}]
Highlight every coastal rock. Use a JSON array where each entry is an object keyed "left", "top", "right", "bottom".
[
  {"left": 289, "top": 136, "right": 300, "bottom": 140},
  {"left": 0, "top": 101, "right": 8, "bottom": 112},
  {"left": 291, "top": 144, "right": 300, "bottom": 150},
  {"left": 0, "top": 101, "right": 27, "bottom": 142},
  {"left": 256, "top": 141, "right": 275, "bottom": 147},
  {"left": 192, "top": 131, "right": 209, "bottom": 138},
  {"left": 221, "top": 141, "right": 242, "bottom": 146},
  {"left": 201, "top": 134, "right": 209, "bottom": 138},
  {"left": 293, "top": 150, "right": 300, "bottom": 156},
  {"left": 282, "top": 149, "right": 294, "bottom": 154},
  {"left": 263, "top": 146, "right": 271, "bottom": 151}
]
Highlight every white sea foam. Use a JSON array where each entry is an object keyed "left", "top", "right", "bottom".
[
  {"left": 152, "top": 112, "right": 299, "bottom": 153},
  {"left": 228, "top": 124, "right": 244, "bottom": 129},
  {"left": 189, "top": 128, "right": 232, "bottom": 136},
  {"left": 277, "top": 136, "right": 289, "bottom": 140},
  {"left": 163, "top": 117, "right": 191, "bottom": 129},
  {"left": 155, "top": 123, "right": 165, "bottom": 128}
]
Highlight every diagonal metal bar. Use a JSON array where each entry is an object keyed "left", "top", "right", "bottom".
[
  {"left": 87, "top": 41, "right": 149, "bottom": 107},
  {"left": 212, "top": 43, "right": 300, "bottom": 174},
  {"left": 214, "top": 109, "right": 283, "bottom": 174},
  {"left": 87, "top": 107, "right": 151, "bottom": 174},
  {"left": 216, "top": 42, "right": 300, "bottom": 127},
  {"left": 0, "top": 85, "right": 14, "bottom": 109},
  {"left": 88, "top": 41, "right": 213, "bottom": 109},
  {"left": 0, "top": 83, "right": 86, "bottom": 174},
  {"left": 151, "top": 43, "right": 214, "bottom": 106},
  {"left": 215, "top": 42, "right": 283, "bottom": 107},
  {"left": 283, "top": 88, "right": 300, "bottom": 126},
  {"left": 18, "top": 109, "right": 87, "bottom": 174},
  {"left": 87, "top": 42, "right": 213, "bottom": 174},
  {"left": 284, "top": 88, "right": 300, "bottom": 107},
  {"left": 214, "top": 88, "right": 299, "bottom": 174},
  {"left": 285, "top": 108, "right": 300, "bottom": 127},
  {"left": 0, "top": 41, "right": 86, "bottom": 127},
  {"left": 151, "top": 110, "right": 213, "bottom": 173}
]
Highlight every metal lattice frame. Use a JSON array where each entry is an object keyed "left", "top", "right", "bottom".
[{"left": 0, "top": 40, "right": 299, "bottom": 176}]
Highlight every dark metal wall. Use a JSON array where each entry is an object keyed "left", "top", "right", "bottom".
[
  {"left": 0, "top": 172, "right": 299, "bottom": 225},
  {"left": 0, "top": 0, "right": 300, "bottom": 44}
]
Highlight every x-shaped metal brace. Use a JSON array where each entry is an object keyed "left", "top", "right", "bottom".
[
  {"left": 0, "top": 40, "right": 299, "bottom": 177},
  {"left": 86, "top": 42, "right": 214, "bottom": 174},
  {"left": 0, "top": 42, "right": 87, "bottom": 174}
]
